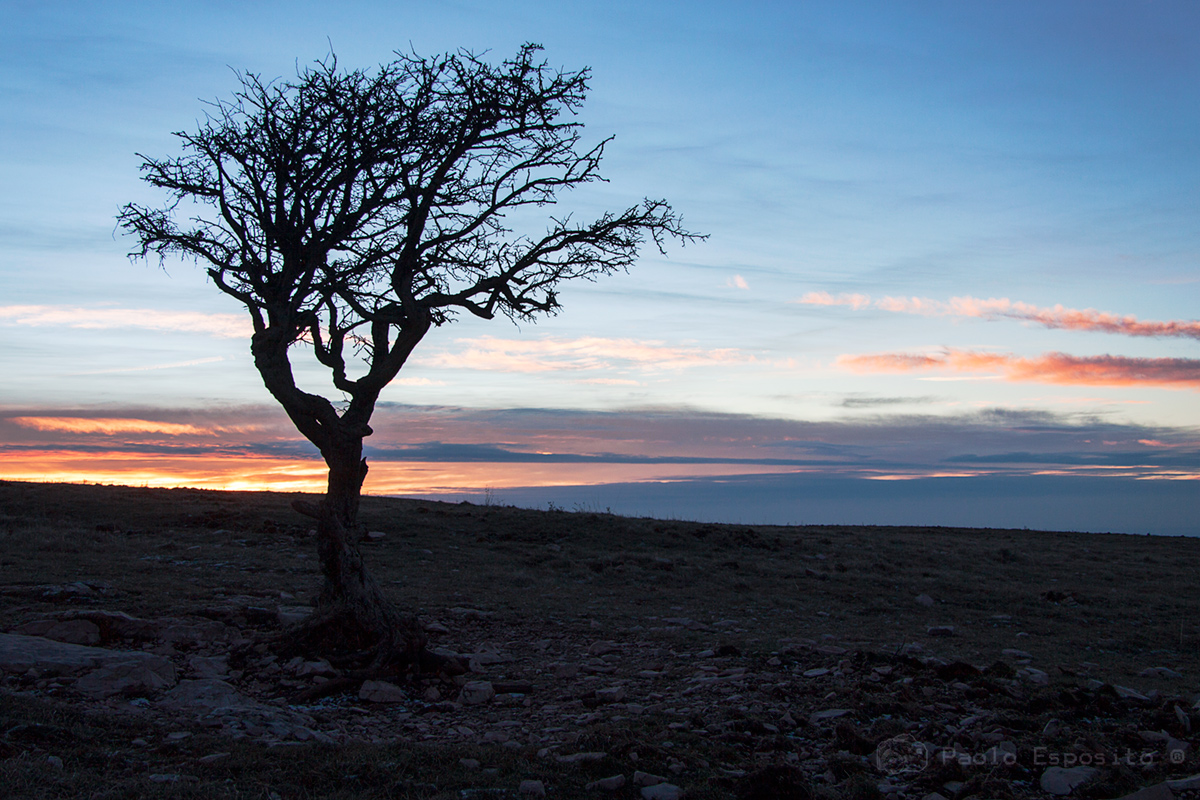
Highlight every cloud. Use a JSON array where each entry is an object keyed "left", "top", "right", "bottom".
[
  {"left": 795, "top": 294, "right": 1200, "bottom": 340},
  {"left": 416, "top": 336, "right": 745, "bottom": 373},
  {"left": 796, "top": 291, "right": 872, "bottom": 310},
  {"left": 70, "top": 357, "right": 226, "bottom": 375},
  {"left": 725, "top": 274, "right": 749, "bottom": 290},
  {"left": 10, "top": 417, "right": 214, "bottom": 435},
  {"left": 839, "top": 349, "right": 1200, "bottom": 389},
  {"left": 0, "top": 305, "right": 251, "bottom": 338}
]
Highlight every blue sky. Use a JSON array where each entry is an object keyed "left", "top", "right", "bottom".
[{"left": 2, "top": 1, "right": 1199, "bottom": 533}]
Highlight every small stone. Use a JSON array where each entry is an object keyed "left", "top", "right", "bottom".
[
  {"left": 188, "top": 655, "right": 230, "bottom": 679},
  {"left": 595, "top": 686, "right": 627, "bottom": 703},
  {"left": 46, "top": 755, "right": 64, "bottom": 769},
  {"left": 633, "top": 771, "right": 666, "bottom": 786},
  {"left": 803, "top": 668, "right": 830, "bottom": 678},
  {"left": 1018, "top": 667, "right": 1049, "bottom": 685},
  {"left": 365, "top": 531, "right": 386, "bottom": 540},
  {"left": 359, "top": 679, "right": 406, "bottom": 703},
  {"left": 296, "top": 659, "right": 335, "bottom": 677},
  {"left": 165, "top": 731, "right": 191, "bottom": 741},
  {"left": 915, "top": 594, "right": 935, "bottom": 607},
  {"left": 926, "top": 625, "right": 955, "bottom": 637},
  {"left": 586, "top": 774, "right": 627, "bottom": 791},
  {"left": 460, "top": 680, "right": 495, "bottom": 705},
  {"left": 519, "top": 779, "right": 546, "bottom": 797},
  {"left": 1140, "top": 666, "right": 1183, "bottom": 679},
  {"left": 459, "top": 758, "right": 481, "bottom": 770},
  {"left": 1003, "top": 648, "right": 1033, "bottom": 660},
  {"left": 558, "top": 751, "right": 608, "bottom": 764},
  {"left": 198, "top": 752, "right": 230, "bottom": 764},
  {"left": 1114, "top": 685, "right": 1151, "bottom": 702},
  {"left": 640, "top": 784, "right": 681, "bottom": 800},
  {"left": 1042, "top": 719, "right": 1063, "bottom": 737},
  {"left": 809, "top": 708, "right": 851, "bottom": 724},
  {"left": 588, "top": 641, "right": 619, "bottom": 656},
  {"left": 1175, "top": 704, "right": 1191, "bottom": 733},
  {"left": 1040, "top": 766, "right": 1099, "bottom": 795},
  {"left": 553, "top": 662, "right": 579, "bottom": 678},
  {"left": 276, "top": 606, "right": 313, "bottom": 626}
]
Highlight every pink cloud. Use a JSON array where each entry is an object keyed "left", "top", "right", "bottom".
[
  {"left": 796, "top": 293, "right": 1200, "bottom": 340},
  {"left": 416, "top": 336, "right": 745, "bottom": 373},
  {"left": 839, "top": 349, "right": 1200, "bottom": 389},
  {"left": 0, "top": 305, "right": 250, "bottom": 338}
]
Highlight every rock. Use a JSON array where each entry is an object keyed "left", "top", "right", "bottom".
[
  {"left": 1114, "top": 685, "right": 1151, "bottom": 702},
  {"left": 553, "top": 663, "right": 579, "bottom": 678},
  {"left": 1003, "top": 648, "right": 1033, "bottom": 660},
  {"left": 1114, "top": 784, "right": 1175, "bottom": 800},
  {"left": 459, "top": 758, "right": 481, "bottom": 770},
  {"left": 365, "top": 531, "right": 386, "bottom": 541},
  {"left": 359, "top": 680, "right": 407, "bottom": 703},
  {"left": 76, "top": 657, "right": 177, "bottom": 699},
  {"left": 1166, "top": 773, "right": 1200, "bottom": 790},
  {"left": 295, "top": 659, "right": 335, "bottom": 677},
  {"left": 588, "top": 640, "right": 619, "bottom": 656},
  {"left": 1018, "top": 667, "right": 1049, "bottom": 685},
  {"left": 1140, "top": 666, "right": 1183, "bottom": 679},
  {"left": 276, "top": 606, "right": 313, "bottom": 626},
  {"left": 809, "top": 708, "right": 851, "bottom": 724},
  {"left": 158, "top": 679, "right": 245, "bottom": 710},
  {"left": 44, "top": 620, "right": 101, "bottom": 646},
  {"left": 640, "top": 784, "right": 681, "bottom": 800},
  {"left": 1175, "top": 704, "right": 1192, "bottom": 733},
  {"left": 519, "top": 779, "right": 546, "bottom": 797},
  {"left": 1040, "top": 766, "right": 1099, "bottom": 795},
  {"left": 927, "top": 625, "right": 955, "bottom": 637},
  {"left": 188, "top": 655, "right": 230, "bottom": 679},
  {"left": 46, "top": 755, "right": 64, "bottom": 769},
  {"left": 586, "top": 774, "right": 627, "bottom": 791},
  {"left": 595, "top": 686, "right": 627, "bottom": 703},
  {"left": 632, "top": 771, "right": 667, "bottom": 786},
  {"left": 1043, "top": 719, "right": 1063, "bottom": 737},
  {"left": 460, "top": 680, "right": 495, "bottom": 705},
  {"left": 915, "top": 594, "right": 935, "bottom": 607},
  {"left": 803, "top": 668, "right": 830, "bottom": 677},
  {"left": 0, "top": 633, "right": 163, "bottom": 676},
  {"left": 558, "top": 752, "right": 608, "bottom": 764}
]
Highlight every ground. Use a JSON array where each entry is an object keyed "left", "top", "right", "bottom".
[{"left": 0, "top": 480, "right": 1198, "bottom": 799}]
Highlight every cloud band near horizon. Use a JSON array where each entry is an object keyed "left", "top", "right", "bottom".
[
  {"left": 840, "top": 349, "right": 1200, "bottom": 389},
  {"left": 798, "top": 293, "right": 1200, "bottom": 340}
]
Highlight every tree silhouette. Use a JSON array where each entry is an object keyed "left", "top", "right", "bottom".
[{"left": 119, "top": 44, "right": 699, "bottom": 667}]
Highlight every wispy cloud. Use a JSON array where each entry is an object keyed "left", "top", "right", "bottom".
[
  {"left": 725, "top": 274, "right": 750, "bottom": 290},
  {"left": 0, "top": 305, "right": 250, "bottom": 338},
  {"left": 416, "top": 336, "right": 744, "bottom": 373},
  {"left": 839, "top": 349, "right": 1200, "bottom": 389},
  {"left": 70, "top": 357, "right": 226, "bottom": 375},
  {"left": 796, "top": 294, "right": 1200, "bottom": 340},
  {"left": 11, "top": 417, "right": 260, "bottom": 434}
]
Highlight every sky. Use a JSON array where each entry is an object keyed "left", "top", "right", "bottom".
[{"left": 2, "top": 1, "right": 1199, "bottom": 535}]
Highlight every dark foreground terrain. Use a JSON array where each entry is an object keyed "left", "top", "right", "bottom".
[{"left": 0, "top": 480, "right": 1198, "bottom": 800}]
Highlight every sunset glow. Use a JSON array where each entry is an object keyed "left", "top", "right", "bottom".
[{"left": 3, "top": 2, "right": 1199, "bottom": 534}]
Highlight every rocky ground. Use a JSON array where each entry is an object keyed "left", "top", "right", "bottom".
[{"left": 1, "top": 480, "right": 1198, "bottom": 799}]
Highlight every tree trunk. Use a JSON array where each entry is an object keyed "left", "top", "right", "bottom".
[{"left": 293, "top": 437, "right": 426, "bottom": 666}]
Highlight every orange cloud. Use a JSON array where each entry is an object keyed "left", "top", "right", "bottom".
[
  {"left": 416, "top": 336, "right": 744, "bottom": 373},
  {"left": 839, "top": 350, "right": 1200, "bottom": 389},
  {"left": 796, "top": 294, "right": 1200, "bottom": 340},
  {"left": 7, "top": 416, "right": 263, "bottom": 436},
  {"left": 0, "top": 305, "right": 250, "bottom": 338}
]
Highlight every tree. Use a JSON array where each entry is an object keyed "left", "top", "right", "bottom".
[{"left": 119, "top": 44, "right": 699, "bottom": 668}]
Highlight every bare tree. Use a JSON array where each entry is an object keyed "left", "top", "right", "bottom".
[{"left": 119, "top": 44, "right": 699, "bottom": 667}]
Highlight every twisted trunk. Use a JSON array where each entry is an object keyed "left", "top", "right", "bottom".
[{"left": 289, "top": 437, "right": 426, "bottom": 665}]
